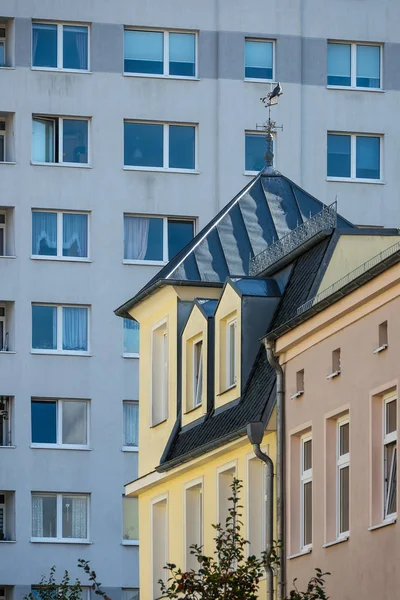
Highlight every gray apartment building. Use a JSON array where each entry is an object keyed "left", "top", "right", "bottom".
[{"left": 0, "top": 0, "right": 399, "bottom": 599}]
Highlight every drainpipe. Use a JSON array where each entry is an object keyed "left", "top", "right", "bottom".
[
  {"left": 247, "top": 422, "right": 274, "bottom": 600},
  {"left": 264, "top": 339, "right": 285, "bottom": 600}
]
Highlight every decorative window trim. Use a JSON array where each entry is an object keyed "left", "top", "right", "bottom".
[
  {"left": 31, "top": 210, "right": 90, "bottom": 261},
  {"left": 327, "top": 132, "right": 383, "bottom": 183},
  {"left": 327, "top": 41, "right": 383, "bottom": 91},
  {"left": 31, "top": 304, "right": 90, "bottom": 355},
  {"left": 31, "top": 398, "right": 90, "bottom": 449},
  {"left": 32, "top": 115, "right": 91, "bottom": 167},
  {"left": 31, "top": 493, "right": 90, "bottom": 543},
  {"left": 31, "top": 22, "right": 90, "bottom": 72},
  {"left": 244, "top": 38, "right": 275, "bottom": 83}
]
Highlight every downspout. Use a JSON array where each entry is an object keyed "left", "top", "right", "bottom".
[{"left": 264, "top": 339, "right": 285, "bottom": 600}]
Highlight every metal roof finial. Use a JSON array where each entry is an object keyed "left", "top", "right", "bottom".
[{"left": 259, "top": 83, "right": 283, "bottom": 169}]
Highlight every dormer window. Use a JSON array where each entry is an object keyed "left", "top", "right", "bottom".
[
  {"left": 193, "top": 340, "right": 203, "bottom": 408},
  {"left": 227, "top": 318, "right": 237, "bottom": 388}
]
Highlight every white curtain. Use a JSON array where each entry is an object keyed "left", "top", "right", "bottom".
[
  {"left": 69, "top": 26, "right": 88, "bottom": 70},
  {"left": 63, "top": 213, "right": 87, "bottom": 257},
  {"left": 32, "top": 496, "right": 44, "bottom": 537},
  {"left": 62, "top": 307, "right": 88, "bottom": 351},
  {"left": 71, "top": 496, "right": 87, "bottom": 538},
  {"left": 124, "top": 216, "right": 150, "bottom": 260},
  {"left": 124, "top": 402, "right": 139, "bottom": 446},
  {"left": 32, "top": 211, "right": 57, "bottom": 255}
]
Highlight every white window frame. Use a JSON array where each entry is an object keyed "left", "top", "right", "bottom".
[
  {"left": 216, "top": 461, "right": 237, "bottom": 526},
  {"left": 184, "top": 477, "right": 203, "bottom": 570},
  {"left": 122, "top": 400, "right": 139, "bottom": 452},
  {"left": 244, "top": 38, "right": 275, "bottom": 83},
  {"left": 0, "top": 397, "right": 11, "bottom": 446},
  {"left": 123, "top": 121, "right": 198, "bottom": 173},
  {"left": 226, "top": 318, "right": 237, "bottom": 389},
  {"left": 31, "top": 398, "right": 90, "bottom": 450},
  {"left": 31, "top": 304, "right": 90, "bottom": 356},
  {"left": 151, "top": 318, "right": 169, "bottom": 427},
  {"left": 383, "top": 394, "right": 397, "bottom": 521},
  {"left": 31, "top": 493, "right": 90, "bottom": 543},
  {"left": 192, "top": 339, "right": 203, "bottom": 408},
  {"left": 0, "top": 24, "right": 6, "bottom": 68},
  {"left": 336, "top": 418, "right": 350, "bottom": 539},
  {"left": 32, "top": 115, "right": 91, "bottom": 167},
  {"left": 31, "top": 210, "right": 90, "bottom": 261},
  {"left": 150, "top": 493, "right": 168, "bottom": 600},
  {"left": 124, "top": 29, "right": 198, "bottom": 79},
  {"left": 31, "top": 22, "right": 90, "bottom": 72},
  {"left": 123, "top": 319, "right": 140, "bottom": 358},
  {"left": 327, "top": 132, "right": 383, "bottom": 184},
  {"left": 0, "top": 120, "right": 6, "bottom": 162},
  {"left": 300, "top": 434, "right": 312, "bottom": 551},
  {"left": 0, "top": 493, "right": 6, "bottom": 538},
  {"left": 0, "top": 211, "right": 6, "bottom": 255},
  {"left": 327, "top": 41, "right": 383, "bottom": 91}
]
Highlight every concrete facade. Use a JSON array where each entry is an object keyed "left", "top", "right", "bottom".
[{"left": 1, "top": 0, "right": 400, "bottom": 598}]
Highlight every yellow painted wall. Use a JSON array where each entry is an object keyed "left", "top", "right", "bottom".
[{"left": 137, "top": 432, "right": 277, "bottom": 600}]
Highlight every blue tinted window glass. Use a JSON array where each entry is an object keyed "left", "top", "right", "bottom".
[
  {"left": 62, "top": 307, "right": 88, "bottom": 351},
  {"left": 0, "top": 43, "right": 5, "bottom": 67},
  {"left": 356, "top": 136, "right": 380, "bottom": 179},
  {"left": 327, "top": 43, "right": 351, "bottom": 86},
  {"left": 169, "top": 125, "right": 195, "bottom": 169},
  {"left": 124, "top": 216, "right": 164, "bottom": 261},
  {"left": 63, "top": 213, "right": 88, "bottom": 257},
  {"left": 31, "top": 401, "right": 57, "bottom": 443},
  {"left": 245, "top": 40, "right": 273, "bottom": 80},
  {"left": 124, "top": 122, "right": 163, "bottom": 167},
  {"left": 327, "top": 134, "right": 351, "bottom": 178},
  {"left": 63, "top": 25, "right": 88, "bottom": 70},
  {"left": 32, "top": 305, "right": 57, "bottom": 350},
  {"left": 62, "top": 119, "right": 88, "bottom": 164},
  {"left": 124, "top": 319, "right": 140, "bottom": 354},
  {"left": 245, "top": 134, "right": 267, "bottom": 172},
  {"left": 356, "top": 45, "right": 380, "bottom": 88},
  {"left": 169, "top": 33, "right": 195, "bottom": 77},
  {"left": 167, "top": 220, "right": 194, "bottom": 260},
  {"left": 32, "top": 212, "right": 57, "bottom": 256},
  {"left": 32, "top": 24, "right": 57, "bottom": 68},
  {"left": 124, "top": 30, "right": 163, "bottom": 74}
]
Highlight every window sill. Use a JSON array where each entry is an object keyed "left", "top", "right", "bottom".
[
  {"left": 217, "top": 383, "right": 237, "bottom": 397},
  {"left": 0, "top": 540, "right": 16, "bottom": 543},
  {"left": 326, "top": 85, "right": 385, "bottom": 93},
  {"left": 291, "top": 390, "right": 304, "bottom": 400},
  {"left": 31, "top": 444, "right": 92, "bottom": 451},
  {"left": 31, "top": 256, "right": 92, "bottom": 263},
  {"left": 184, "top": 404, "right": 203, "bottom": 415},
  {"left": 244, "top": 77, "right": 275, "bottom": 84},
  {"left": 368, "top": 518, "right": 396, "bottom": 531},
  {"left": 122, "top": 353, "right": 140, "bottom": 359},
  {"left": 322, "top": 535, "right": 349, "bottom": 548},
  {"left": 31, "top": 350, "right": 91, "bottom": 357},
  {"left": 31, "top": 538, "right": 92, "bottom": 544},
  {"left": 327, "top": 370, "right": 341, "bottom": 380},
  {"left": 244, "top": 170, "right": 265, "bottom": 177},
  {"left": 0, "top": 351, "right": 16, "bottom": 354},
  {"left": 31, "top": 161, "right": 93, "bottom": 169},
  {"left": 122, "top": 446, "right": 138, "bottom": 452},
  {"left": 0, "top": 255, "right": 16, "bottom": 259},
  {"left": 150, "top": 418, "right": 168, "bottom": 429},
  {"left": 123, "top": 259, "right": 167, "bottom": 267},
  {"left": 0, "top": 66, "right": 15, "bottom": 70},
  {"left": 123, "top": 166, "right": 199, "bottom": 175},
  {"left": 121, "top": 540, "right": 139, "bottom": 546},
  {"left": 0, "top": 445, "right": 16, "bottom": 449},
  {"left": 373, "top": 344, "right": 388, "bottom": 354},
  {"left": 123, "top": 72, "right": 199, "bottom": 82},
  {"left": 326, "top": 177, "right": 385, "bottom": 185},
  {"left": 287, "top": 547, "right": 312, "bottom": 560},
  {"left": 31, "top": 67, "right": 92, "bottom": 75},
  {"left": 0, "top": 161, "right": 16, "bottom": 165}
]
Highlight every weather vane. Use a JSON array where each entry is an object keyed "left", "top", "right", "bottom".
[{"left": 257, "top": 82, "right": 283, "bottom": 167}]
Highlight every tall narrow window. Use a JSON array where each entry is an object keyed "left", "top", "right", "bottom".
[
  {"left": 247, "top": 455, "right": 266, "bottom": 557},
  {"left": 0, "top": 492, "right": 15, "bottom": 541},
  {"left": 301, "top": 436, "right": 312, "bottom": 549},
  {"left": 245, "top": 132, "right": 269, "bottom": 173},
  {"left": 379, "top": 321, "right": 388, "bottom": 349},
  {"left": 123, "top": 401, "right": 139, "bottom": 448},
  {"left": 337, "top": 419, "right": 350, "bottom": 537},
  {"left": 217, "top": 465, "right": 236, "bottom": 526},
  {"left": 384, "top": 396, "right": 397, "bottom": 519},
  {"left": 185, "top": 481, "right": 203, "bottom": 570},
  {"left": 226, "top": 319, "right": 237, "bottom": 388},
  {"left": 0, "top": 121, "right": 5, "bottom": 162},
  {"left": 151, "top": 496, "right": 168, "bottom": 599},
  {"left": 193, "top": 340, "right": 203, "bottom": 407},
  {"left": 0, "top": 213, "right": 5, "bottom": 255},
  {"left": 0, "top": 396, "right": 12, "bottom": 447},
  {"left": 328, "top": 349, "right": 341, "bottom": 379},
  {"left": 151, "top": 322, "right": 168, "bottom": 426},
  {"left": 0, "top": 306, "right": 7, "bottom": 351},
  {"left": 0, "top": 25, "right": 6, "bottom": 67},
  {"left": 123, "top": 496, "right": 139, "bottom": 542},
  {"left": 123, "top": 319, "right": 140, "bottom": 356}
]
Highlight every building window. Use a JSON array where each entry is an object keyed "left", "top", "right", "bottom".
[
  {"left": 151, "top": 321, "right": 168, "bottom": 426},
  {"left": 32, "top": 211, "right": 89, "bottom": 259},
  {"left": 327, "top": 133, "right": 381, "bottom": 181},
  {"left": 217, "top": 464, "right": 236, "bottom": 526},
  {"left": 192, "top": 340, "right": 203, "bottom": 408},
  {"left": 124, "top": 122, "right": 196, "bottom": 171},
  {"left": 226, "top": 318, "right": 237, "bottom": 388},
  {"left": 31, "top": 493, "right": 89, "bottom": 542},
  {"left": 384, "top": 395, "right": 397, "bottom": 519},
  {"left": 122, "top": 590, "right": 140, "bottom": 600},
  {"left": 0, "top": 306, "right": 8, "bottom": 352},
  {"left": 124, "top": 215, "right": 194, "bottom": 264},
  {"left": 247, "top": 455, "right": 267, "bottom": 557},
  {"left": 0, "top": 213, "right": 6, "bottom": 256},
  {"left": 0, "top": 24, "right": 6, "bottom": 67},
  {"left": 32, "top": 116, "right": 89, "bottom": 165},
  {"left": 123, "top": 401, "right": 139, "bottom": 449},
  {"left": 245, "top": 132, "right": 269, "bottom": 173},
  {"left": 0, "top": 396, "right": 12, "bottom": 447},
  {"left": 31, "top": 398, "right": 89, "bottom": 448},
  {"left": 327, "top": 42, "right": 381, "bottom": 89},
  {"left": 337, "top": 419, "right": 350, "bottom": 537},
  {"left": 0, "top": 120, "right": 5, "bottom": 162},
  {"left": 124, "top": 29, "right": 196, "bottom": 78},
  {"left": 0, "top": 492, "right": 15, "bottom": 541},
  {"left": 123, "top": 319, "right": 140, "bottom": 356},
  {"left": 32, "top": 304, "right": 89, "bottom": 354},
  {"left": 245, "top": 39, "right": 274, "bottom": 80},
  {"left": 184, "top": 481, "right": 202, "bottom": 570},
  {"left": 300, "top": 435, "right": 312, "bottom": 549},
  {"left": 32, "top": 23, "right": 89, "bottom": 71},
  {"left": 374, "top": 321, "right": 388, "bottom": 353},
  {"left": 328, "top": 348, "right": 341, "bottom": 379},
  {"left": 123, "top": 496, "right": 139, "bottom": 542},
  {"left": 151, "top": 496, "right": 168, "bottom": 599}
]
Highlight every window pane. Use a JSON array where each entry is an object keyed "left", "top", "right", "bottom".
[
  {"left": 357, "top": 45, "right": 380, "bottom": 88},
  {"left": 245, "top": 134, "right": 267, "bottom": 172},
  {"left": 32, "top": 495, "right": 57, "bottom": 537},
  {"left": 167, "top": 220, "right": 194, "bottom": 260},
  {"left": 169, "top": 125, "right": 195, "bottom": 169},
  {"left": 245, "top": 40, "right": 273, "bottom": 79},
  {"left": 327, "top": 134, "right": 351, "bottom": 178},
  {"left": 124, "top": 122, "right": 163, "bottom": 167},
  {"left": 32, "top": 305, "right": 57, "bottom": 350},
  {"left": 63, "top": 25, "right": 88, "bottom": 70},
  {"left": 169, "top": 33, "right": 195, "bottom": 77},
  {"left": 303, "top": 439, "right": 312, "bottom": 472},
  {"left": 327, "top": 43, "right": 351, "bottom": 86},
  {"left": 0, "top": 42, "right": 5, "bottom": 67},
  {"left": 62, "top": 401, "right": 87, "bottom": 445},
  {"left": 123, "top": 401, "right": 139, "bottom": 446},
  {"left": 63, "top": 213, "right": 88, "bottom": 257},
  {"left": 32, "top": 211, "right": 57, "bottom": 256},
  {"left": 62, "top": 495, "right": 87, "bottom": 539},
  {"left": 32, "top": 23, "right": 57, "bottom": 68},
  {"left": 123, "top": 497, "right": 139, "bottom": 540},
  {"left": 303, "top": 481, "right": 312, "bottom": 546},
  {"left": 122, "top": 590, "right": 139, "bottom": 600},
  {"left": 124, "top": 216, "right": 163, "bottom": 260},
  {"left": 339, "top": 422, "right": 350, "bottom": 456},
  {"left": 339, "top": 466, "right": 349, "bottom": 533},
  {"left": 0, "top": 228, "right": 4, "bottom": 256},
  {"left": 386, "top": 400, "right": 397, "bottom": 435},
  {"left": 32, "top": 118, "right": 55, "bottom": 163},
  {"left": 62, "top": 307, "right": 88, "bottom": 351},
  {"left": 0, "top": 135, "right": 4, "bottom": 162},
  {"left": 124, "top": 30, "right": 163, "bottom": 74},
  {"left": 31, "top": 401, "right": 57, "bottom": 444},
  {"left": 124, "top": 319, "right": 140, "bottom": 354},
  {"left": 62, "top": 119, "right": 88, "bottom": 164},
  {"left": 356, "top": 136, "right": 380, "bottom": 180},
  {"left": 385, "top": 443, "right": 397, "bottom": 516}
]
